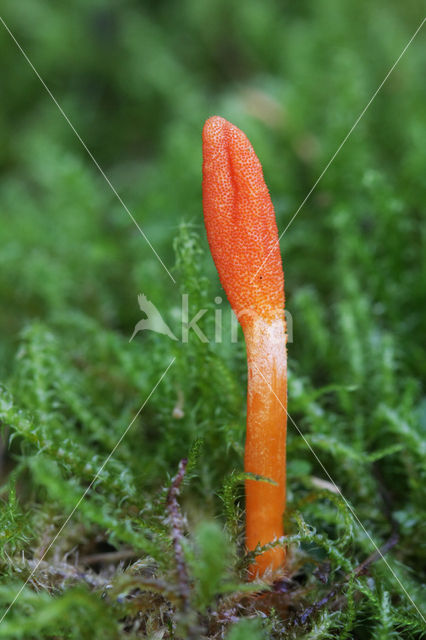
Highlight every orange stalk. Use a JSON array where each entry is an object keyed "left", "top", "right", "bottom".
[{"left": 202, "top": 116, "right": 287, "bottom": 578}]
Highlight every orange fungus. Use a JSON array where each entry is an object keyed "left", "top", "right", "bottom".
[{"left": 202, "top": 116, "right": 287, "bottom": 578}]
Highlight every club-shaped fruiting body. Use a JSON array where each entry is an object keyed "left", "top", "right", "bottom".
[{"left": 202, "top": 116, "right": 287, "bottom": 578}]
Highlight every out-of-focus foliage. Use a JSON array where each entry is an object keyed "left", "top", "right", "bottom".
[{"left": 0, "top": 1, "right": 425, "bottom": 638}]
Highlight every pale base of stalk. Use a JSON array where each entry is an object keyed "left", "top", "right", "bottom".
[{"left": 243, "top": 316, "right": 287, "bottom": 579}]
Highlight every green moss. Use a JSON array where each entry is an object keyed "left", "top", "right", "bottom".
[{"left": 0, "top": 1, "right": 425, "bottom": 637}]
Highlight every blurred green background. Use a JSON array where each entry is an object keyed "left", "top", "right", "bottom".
[
  {"left": 0, "top": 1, "right": 424, "bottom": 362},
  {"left": 0, "top": 1, "right": 425, "bottom": 638}
]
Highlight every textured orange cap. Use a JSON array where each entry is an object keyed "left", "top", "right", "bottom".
[{"left": 202, "top": 116, "right": 284, "bottom": 327}]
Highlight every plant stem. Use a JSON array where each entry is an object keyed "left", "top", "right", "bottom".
[{"left": 244, "top": 317, "right": 287, "bottom": 578}]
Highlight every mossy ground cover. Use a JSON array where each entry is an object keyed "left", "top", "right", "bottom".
[{"left": 0, "top": 2, "right": 425, "bottom": 638}]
